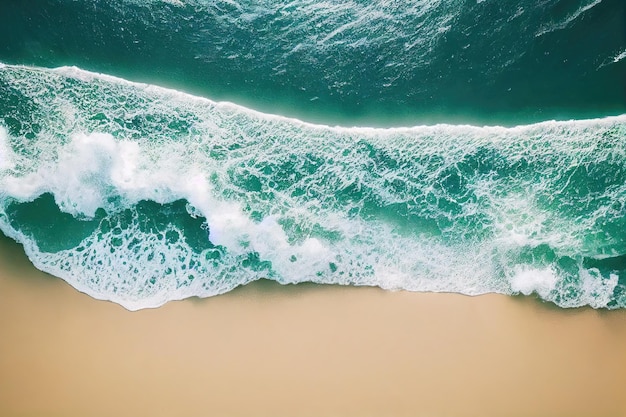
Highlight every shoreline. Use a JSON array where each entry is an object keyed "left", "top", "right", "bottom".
[{"left": 1, "top": 234, "right": 626, "bottom": 417}]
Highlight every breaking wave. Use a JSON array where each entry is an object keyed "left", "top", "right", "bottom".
[{"left": 1, "top": 63, "right": 625, "bottom": 310}]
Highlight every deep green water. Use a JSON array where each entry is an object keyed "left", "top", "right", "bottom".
[
  {"left": 1, "top": 0, "right": 625, "bottom": 125},
  {"left": 0, "top": 0, "right": 625, "bottom": 309}
]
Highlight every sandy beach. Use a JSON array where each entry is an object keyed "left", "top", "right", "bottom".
[{"left": 1, "top": 233, "right": 625, "bottom": 417}]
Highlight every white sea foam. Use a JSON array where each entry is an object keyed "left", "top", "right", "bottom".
[
  {"left": 613, "top": 49, "right": 626, "bottom": 64},
  {"left": 1, "top": 63, "right": 625, "bottom": 309},
  {"left": 0, "top": 126, "right": 14, "bottom": 172},
  {"left": 598, "top": 49, "right": 626, "bottom": 70},
  {"left": 578, "top": 268, "right": 618, "bottom": 309},
  {"left": 510, "top": 266, "right": 558, "bottom": 299}
]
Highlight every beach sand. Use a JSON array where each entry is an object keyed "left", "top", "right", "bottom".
[{"left": 1, "top": 233, "right": 626, "bottom": 417}]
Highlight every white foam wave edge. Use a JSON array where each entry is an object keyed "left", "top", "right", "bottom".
[
  {"left": 1, "top": 215, "right": 620, "bottom": 312},
  {"left": 0, "top": 223, "right": 189, "bottom": 311},
  {"left": 0, "top": 218, "right": 506, "bottom": 311},
  {"left": 2, "top": 62, "right": 625, "bottom": 132}
]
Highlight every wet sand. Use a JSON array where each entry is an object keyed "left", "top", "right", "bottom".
[{"left": 1, "top": 234, "right": 626, "bottom": 417}]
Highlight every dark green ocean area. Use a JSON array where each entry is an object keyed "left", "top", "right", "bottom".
[{"left": 0, "top": 0, "right": 625, "bottom": 310}]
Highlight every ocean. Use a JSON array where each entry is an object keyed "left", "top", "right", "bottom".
[{"left": 0, "top": 0, "right": 625, "bottom": 310}]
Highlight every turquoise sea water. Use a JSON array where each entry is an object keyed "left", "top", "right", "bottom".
[{"left": 0, "top": 0, "right": 625, "bottom": 309}]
